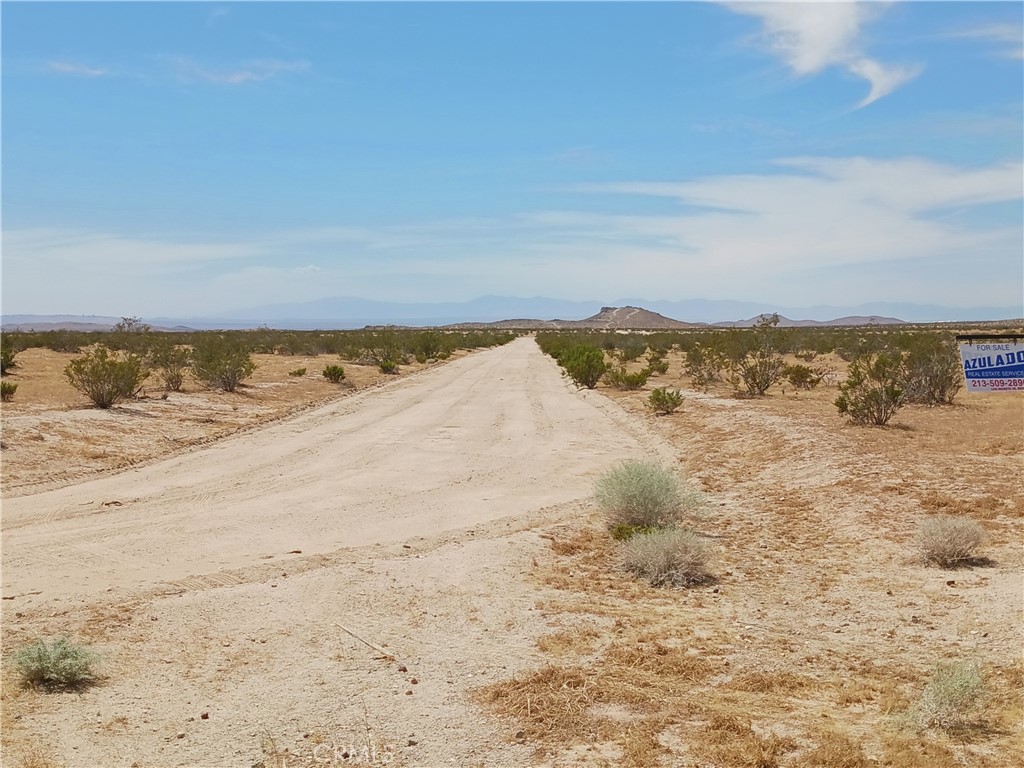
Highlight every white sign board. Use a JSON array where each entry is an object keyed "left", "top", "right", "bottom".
[{"left": 959, "top": 341, "right": 1024, "bottom": 393}]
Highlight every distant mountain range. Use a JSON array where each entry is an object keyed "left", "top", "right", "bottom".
[{"left": 2, "top": 295, "right": 1020, "bottom": 331}]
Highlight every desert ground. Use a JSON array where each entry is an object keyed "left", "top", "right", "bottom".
[{"left": 1, "top": 335, "right": 1021, "bottom": 767}]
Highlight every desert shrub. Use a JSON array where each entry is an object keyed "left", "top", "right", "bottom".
[
  {"left": 617, "top": 338, "right": 647, "bottom": 363},
  {"left": 916, "top": 516, "right": 985, "bottom": 567},
  {"left": 620, "top": 528, "right": 712, "bottom": 587},
  {"left": 795, "top": 350, "right": 819, "bottom": 363},
  {"left": 322, "top": 365, "right": 346, "bottom": 383},
  {"left": 147, "top": 337, "right": 190, "bottom": 392},
  {"left": 362, "top": 329, "right": 406, "bottom": 373},
  {"left": 835, "top": 350, "right": 905, "bottom": 425},
  {"left": 108, "top": 316, "right": 152, "bottom": 355},
  {"left": 1, "top": 381, "right": 17, "bottom": 401},
  {"left": 64, "top": 346, "right": 147, "bottom": 408},
  {"left": 609, "top": 523, "right": 659, "bottom": 541},
  {"left": 902, "top": 335, "right": 962, "bottom": 405},
  {"left": 412, "top": 331, "right": 452, "bottom": 362},
  {"left": 560, "top": 345, "right": 608, "bottom": 389},
  {"left": 684, "top": 342, "right": 725, "bottom": 391},
  {"left": 595, "top": 460, "right": 706, "bottom": 529},
  {"left": 648, "top": 387, "right": 684, "bottom": 414},
  {"left": 909, "top": 660, "right": 985, "bottom": 731},
  {"left": 725, "top": 315, "right": 785, "bottom": 396},
  {"left": 191, "top": 336, "right": 256, "bottom": 392},
  {"left": 603, "top": 366, "right": 650, "bottom": 390},
  {"left": 288, "top": 367, "right": 307, "bottom": 377},
  {"left": 0, "top": 334, "right": 18, "bottom": 375},
  {"left": 13, "top": 637, "right": 99, "bottom": 691},
  {"left": 783, "top": 363, "right": 822, "bottom": 390},
  {"left": 646, "top": 351, "right": 669, "bottom": 375}
]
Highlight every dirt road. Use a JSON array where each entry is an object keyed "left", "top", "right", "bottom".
[
  {"left": 2, "top": 337, "right": 661, "bottom": 603},
  {"left": 1, "top": 337, "right": 667, "bottom": 766}
]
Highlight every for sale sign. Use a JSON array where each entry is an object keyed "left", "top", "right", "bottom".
[{"left": 959, "top": 340, "right": 1024, "bottom": 393}]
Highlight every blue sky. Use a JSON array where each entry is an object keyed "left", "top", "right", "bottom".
[{"left": 2, "top": 1, "right": 1022, "bottom": 318}]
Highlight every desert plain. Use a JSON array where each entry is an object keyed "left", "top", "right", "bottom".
[{"left": 1, "top": 334, "right": 1021, "bottom": 767}]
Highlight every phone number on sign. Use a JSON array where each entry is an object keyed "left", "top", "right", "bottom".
[{"left": 970, "top": 379, "right": 1024, "bottom": 389}]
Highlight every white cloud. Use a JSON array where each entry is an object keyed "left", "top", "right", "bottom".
[
  {"left": 47, "top": 61, "right": 109, "bottom": 77},
  {"left": 169, "top": 57, "right": 310, "bottom": 85},
  {"left": 726, "top": 2, "right": 923, "bottom": 107},
  {"left": 4, "top": 157, "right": 1021, "bottom": 314},
  {"left": 947, "top": 22, "right": 1024, "bottom": 60}
]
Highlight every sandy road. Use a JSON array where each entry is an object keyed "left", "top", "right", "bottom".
[{"left": 2, "top": 336, "right": 653, "bottom": 606}]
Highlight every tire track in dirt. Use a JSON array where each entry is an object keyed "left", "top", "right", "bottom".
[{"left": 1, "top": 337, "right": 670, "bottom": 607}]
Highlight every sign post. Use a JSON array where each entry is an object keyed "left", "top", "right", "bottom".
[{"left": 956, "top": 334, "right": 1024, "bottom": 394}]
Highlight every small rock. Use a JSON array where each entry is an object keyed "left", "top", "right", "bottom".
[
  {"left": 407, "top": 739, "right": 418, "bottom": 746},
  {"left": 398, "top": 664, "right": 408, "bottom": 673},
  {"left": 410, "top": 678, "right": 419, "bottom": 685},
  {"left": 515, "top": 730, "right": 526, "bottom": 743},
  {"left": 176, "top": 732, "right": 186, "bottom": 739},
  {"left": 946, "top": 580, "right": 956, "bottom": 587},
  {"left": 200, "top": 712, "right": 209, "bottom": 720},
  {"left": 405, "top": 690, "right": 413, "bottom": 695}
]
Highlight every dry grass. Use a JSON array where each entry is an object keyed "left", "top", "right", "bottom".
[
  {"left": 915, "top": 516, "right": 987, "bottom": 567},
  {"left": 503, "top": 344, "right": 1023, "bottom": 765},
  {"left": 801, "top": 730, "right": 871, "bottom": 768}
]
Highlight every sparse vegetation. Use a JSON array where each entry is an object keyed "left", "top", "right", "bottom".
[
  {"left": 322, "top": 365, "right": 346, "bottom": 383},
  {"left": 288, "top": 367, "right": 307, "bottom": 377},
  {"left": 619, "top": 527, "right": 712, "bottom": 586},
  {"left": 916, "top": 515, "right": 986, "bottom": 567},
  {"left": 191, "top": 335, "right": 256, "bottom": 392},
  {"left": 559, "top": 345, "right": 608, "bottom": 389},
  {"left": 12, "top": 637, "right": 99, "bottom": 691},
  {"left": 1, "top": 380, "right": 17, "bottom": 402},
  {"left": 603, "top": 365, "right": 651, "bottom": 390},
  {"left": 783, "top": 363, "right": 822, "bottom": 390},
  {"left": 835, "top": 350, "right": 906, "bottom": 425},
  {"left": 147, "top": 337, "right": 190, "bottom": 391},
  {"left": 684, "top": 342, "right": 725, "bottom": 391},
  {"left": 64, "top": 345, "right": 147, "bottom": 408},
  {"left": 724, "top": 314, "right": 786, "bottom": 396},
  {"left": 1, "top": 334, "right": 19, "bottom": 375},
  {"left": 909, "top": 660, "right": 986, "bottom": 731},
  {"left": 594, "top": 460, "right": 705, "bottom": 529},
  {"left": 901, "top": 334, "right": 962, "bottom": 405},
  {"left": 648, "top": 386, "right": 684, "bottom": 414}
]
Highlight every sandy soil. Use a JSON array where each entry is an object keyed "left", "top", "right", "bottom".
[
  {"left": 2, "top": 339, "right": 1021, "bottom": 767},
  {"left": 1, "top": 337, "right": 667, "bottom": 766}
]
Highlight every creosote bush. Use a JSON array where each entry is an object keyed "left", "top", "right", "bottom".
[
  {"left": 191, "top": 336, "right": 256, "bottom": 392},
  {"left": 13, "top": 637, "right": 99, "bottom": 691},
  {"left": 595, "top": 460, "right": 706, "bottom": 529},
  {"left": 620, "top": 528, "right": 712, "bottom": 587},
  {"left": 1, "top": 380, "right": 17, "bottom": 402},
  {"left": 148, "top": 338, "right": 190, "bottom": 392},
  {"left": 603, "top": 366, "right": 651, "bottom": 390},
  {"left": 909, "top": 660, "right": 985, "bottom": 731},
  {"left": 322, "top": 365, "right": 346, "bottom": 383},
  {"left": 288, "top": 367, "right": 307, "bottom": 377},
  {"left": 560, "top": 345, "right": 608, "bottom": 389},
  {"left": 835, "top": 350, "right": 905, "bottom": 426},
  {"left": 916, "top": 515, "right": 986, "bottom": 567},
  {"left": 648, "top": 387, "right": 684, "bottom": 414},
  {"left": 64, "top": 345, "right": 147, "bottom": 408}
]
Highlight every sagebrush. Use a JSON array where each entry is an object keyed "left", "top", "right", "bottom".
[
  {"left": 909, "top": 660, "right": 985, "bottom": 731},
  {"left": 13, "top": 637, "right": 99, "bottom": 691},
  {"left": 916, "top": 515, "right": 985, "bottom": 567},
  {"left": 595, "top": 460, "right": 705, "bottom": 529},
  {"left": 620, "top": 528, "right": 712, "bottom": 587}
]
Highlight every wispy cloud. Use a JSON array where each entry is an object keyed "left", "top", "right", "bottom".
[
  {"left": 47, "top": 60, "right": 109, "bottom": 77},
  {"left": 5, "top": 157, "right": 1021, "bottom": 314},
  {"left": 726, "top": 2, "right": 923, "bottom": 108},
  {"left": 946, "top": 22, "right": 1024, "bottom": 60},
  {"left": 169, "top": 57, "right": 310, "bottom": 85}
]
